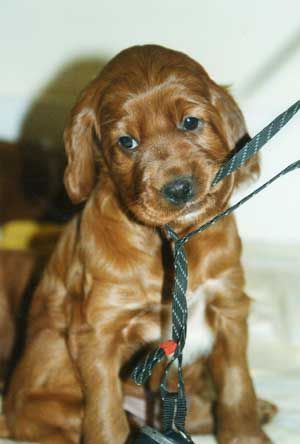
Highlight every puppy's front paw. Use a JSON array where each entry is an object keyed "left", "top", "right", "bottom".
[
  {"left": 218, "top": 429, "right": 272, "bottom": 444},
  {"left": 257, "top": 398, "right": 278, "bottom": 425}
]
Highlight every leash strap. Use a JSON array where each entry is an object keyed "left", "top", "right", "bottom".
[
  {"left": 180, "top": 160, "right": 300, "bottom": 247},
  {"left": 132, "top": 100, "right": 300, "bottom": 434},
  {"left": 132, "top": 227, "right": 188, "bottom": 432},
  {"left": 212, "top": 100, "right": 300, "bottom": 185}
]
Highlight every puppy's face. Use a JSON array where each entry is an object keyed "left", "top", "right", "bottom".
[
  {"left": 64, "top": 45, "right": 259, "bottom": 227},
  {"left": 100, "top": 78, "right": 230, "bottom": 227}
]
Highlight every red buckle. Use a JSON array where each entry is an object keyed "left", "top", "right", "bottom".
[{"left": 159, "top": 340, "right": 177, "bottom": 356}]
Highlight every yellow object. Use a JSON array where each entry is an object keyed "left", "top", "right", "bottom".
[{"left": 0, "top": 220, "right": 63, "bottom": 253}]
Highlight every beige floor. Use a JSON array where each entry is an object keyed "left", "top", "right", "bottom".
[{"left": 1, "top": 242, "right": 299, "bottom": 443}]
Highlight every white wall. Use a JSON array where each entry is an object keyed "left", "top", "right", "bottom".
[{"left": 1, "top": 0, "right": 300, "bottom": 243}]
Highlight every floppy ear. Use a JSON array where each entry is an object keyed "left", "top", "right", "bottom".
[
  {"left": 64, "top": 79, "right": 102, "bottom": 203},
  {"left": 210, "top": 83, "right": 260, "bottom": 187}
]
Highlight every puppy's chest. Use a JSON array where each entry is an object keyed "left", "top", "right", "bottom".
[{"left": 126, "top": 278, "right": 221, "bottom": 366}]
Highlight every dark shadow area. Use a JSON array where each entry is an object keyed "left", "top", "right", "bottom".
[
  {"left": 20, "top": 57, "right": 108, "bottom": 147},
  {"left": 0, "top": 56, "right": 108, "bottom": 225}
]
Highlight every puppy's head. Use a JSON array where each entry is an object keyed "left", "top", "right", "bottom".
[{"left": 64, "top": 45, "right": 259, "bottom": 227}]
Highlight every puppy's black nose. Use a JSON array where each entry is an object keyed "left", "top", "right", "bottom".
[{"left": 162, "top": 176, "right": 194, "bottom": 206}]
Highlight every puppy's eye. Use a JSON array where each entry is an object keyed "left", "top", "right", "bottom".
[
  {"left": 118, "top": 135, "right": 139, "bottom": 150},
  {"left": 181, "top": 116, "right": 203, "bottom": 131}
]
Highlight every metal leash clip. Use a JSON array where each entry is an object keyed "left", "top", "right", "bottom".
[{"left": 132, "top": 425, "right": 195, "bottom": 444}]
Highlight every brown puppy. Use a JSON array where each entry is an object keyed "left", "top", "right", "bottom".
[{"left": 1, "top": 45, "right": 275, "bottom": 444}]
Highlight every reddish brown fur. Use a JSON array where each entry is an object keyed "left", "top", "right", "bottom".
[
  {"left": 1, "top": 45, "right": 276, "bottom": 444},
  {"left": 0, "top": 250, "right": 36, "bottom": 385}
]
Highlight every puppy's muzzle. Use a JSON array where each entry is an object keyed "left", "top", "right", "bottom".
[{"left": 162, "top": 176, "right": 194, "bottom": 206}]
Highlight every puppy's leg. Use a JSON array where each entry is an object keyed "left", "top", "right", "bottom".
[
  {"left": 185, "top": 394, "right": 277, "bottom": 436},
  {"left": 71, "top": 328, "right": 130, "bottom": 444},
  {"left": 182, "top": 360, "right": 277, "bottom": 435},
  {"left": 68, "top": 288, "right": 162, "bottom": 444},
  {"left": 4, "top": 329, "right": 82, "bottom": 444},
  {"left": 208, "top": 293, "right": 271, "bottom": 444}
]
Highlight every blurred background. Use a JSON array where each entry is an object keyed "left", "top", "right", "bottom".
[{"left": 0, "top": 1, "right": 300, "bottom": 443}]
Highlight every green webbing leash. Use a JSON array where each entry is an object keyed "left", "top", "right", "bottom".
[
  {"left": 132, "top": 100, "right": 300, "bottom": 436},
  {"left": 212, "top": 100, "right": 300, "bottom": 185}
]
